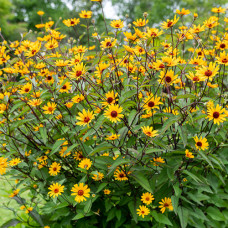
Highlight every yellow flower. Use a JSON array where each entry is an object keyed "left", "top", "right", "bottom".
[
  {"left": 211, "top": 7, "right": 226, "bottom": 14},
  {"left": 63, "top": 18, "right": 80, "bottom": 27},
  {"left": 71, "top": 183, "right": 90, "bottom": 203},
  {"left": 194, "top": 136, "right": 209, "bottom": 151},
  {"left": 49, "top": 162, "right": 61, "bottom": 176},
  {"left": 176, "top": 8, "right": 190, "bottom": 15},
  {"left": 159, "top": 197, "right": 173, "bottom": 213},
  {"left": 141, "top": 126, "right": 158, "bottom": 138},
  {"left": 76, "top": 109, "right": 95, "bottom": 126},
  {"left": 196, "top": 62, "right": 219, "bottom": 81},
  {"left": 59, "top": 80, "right": 72, "bottom": 93},
  {"left": 19, "top": 83, "right": 32, "bottom": 94},
  {"left": 104, "top": 189, "right": 111, "bottom": 195},
  {"left": 141, "top": 192, "right": 154, "bottom": 205},
  {"left": 101, "top": 38, "right": 117, "bottom": 49},
  {"left": 45, "top": 39, "right": 58, "bottom": 50},
  {"left": 206, "top": 104, "right": 226, "bottom": 125},
  {"left": 114, "top": 169, "right": 128, "bottom": 181},
  {"left": 73, "top": 151, "right": 84, "bottom": 161},
  {"left": 9, "top": 189, "right": 20, "bottom": 198},
  {"left": 110, "top": 20, "right": 124, "bottom": 29},
  {"left": 48, "top": 183, "right": 64, "bottom": 198},
  {"left": 104, "top": 104, "right": 123, "bottom": 123},
  {"left": 37, "top": 11, "right": 45, "bottom": 16},
  {"left": 105, "top": 133, "right": 120, "bottom": 140},
  {"left": 42, "top": 102, "right": 57, "bottom": 114},
  {"left": 153, "top": 157, "right": 165, "bottom": 166},
  {"left": 72, "top": 94, "right": 84, "bottom": 103},
  {"left": 78, "top": 158, "right": 92, "bottom": 170},
  {"left": 79, "top": 10, "right": 92, "bottom": 19},
  {"left": 69, "top": 63, "right": 86, "bottom": 79},
  {"left": 186, "top": 72, "right": 204, "bottom": 83},
  {"left": 101, "top": 91, "right": 118, "bottom": 106},
  {"left": 216, "top": 51, "right": 228, "bottom": 65},
  {"left": 158, "top": 70, "right": 178, "bottom": 86},
  {"left": 161, "top": 15, "right": 179, "bottom": 29},
  {"left": 133, "top": 18, "right": 148, "bottom": 27},
  {"left": 25, "top": 207, "right": 33, "bottom": 213},
  {"left": 142, "top": 95, "right": 163, "bottom": 111},
  {"left": 0, "top": 103, "right": 7, "bottom": 114},
  {"left": 215, "top": 40, "right": 228, "bottom": 50},
  {"left": 9, "top": 158, "right": 21, "bottom": 167},
  {"left": 185, "top": 149, "right": 194, "bottom": 159},
  {"left": 137, "top": 205, "right": 150, "bottom": 218},
  {"left": 28, "top": 99, "right": 42, "bottom": 107},
  {"left": 92, "top": 172, "right": 104, "bottom": 181}
]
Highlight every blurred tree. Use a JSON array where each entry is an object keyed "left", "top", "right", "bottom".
[{"left": 0, "top": 0, "right": 26, "bottom": 41}]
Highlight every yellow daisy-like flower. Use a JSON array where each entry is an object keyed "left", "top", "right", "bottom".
[
  {"left": 71, "top": 183, "right": 90, "bottom": 203},
  {"left": 72, "top": 94, "right": 84, "bottom": 103},
  {"left": 63, "top": 18, "right": 80, "bottom": 27},
  {"left": 104, "top": 189, "right": 111, "bottom": 195},
  {"left": 137, "top": 205, "right": 150, "bottom": 218},
  {"left": 9, "top": 189, "right": 20, "bottom": 198},
  {"left": 48, "top": 183, "right": 64, "bottom": 198},
  {"left": 100, "top": 38, "right": 117, "bottom": 49},
  {"left": 206, "top": 104, "right": 226, "bottom": 125},
  {"left": 211, "top": 7, "right": 226, "bottom": 14},
  {"left": 76, "top": 109, "right": 95, "bottom": 126},
  {"left": 59, "top": 80, "right": 72, "bottom": 93},
  {"left": 133, "top": 18, "right": 148, "bottom": 27},
  {"left": 196, "top": 62, "right": 219, "bottom": 81},
  {"left": 9, "top": 158, "right": 21, "bottom": 167},
  {"left": 28, "top": 99, "right": 42, "bottom": 107},
  {"left": 193, "top": 136, "right": 209, "bottom": 151},
  {"left": 49, "top": 162, "right": 61, "bottom": 176},
  {"left": 78, "top": 158, "right": 92, "bottom": 170},
  {"left": 73, "top": 151, "right": 84, "bottom": 161},
  {"left": 110, "top": 19, "right": 124, "bottom": 29},
  {"left": 161, "top": 15, "right": 179, "bottom": 29},
  {"left": 141, "top": 192, "right": 154, "bottom": 205},
  {"left": 69, "top": 63, "right": 86, "bottom": 80},
  {"left": 176, "top": 8, "right": 190, "bottom": 15},
  {"left": 185, "top": 149, "right": 194, "bottom": 159},
  {"left": 114, "top": 169, "right": 128, "bottom": 181},
  {"left": 25, "top": 207, "right": 33, "bottom": 214},
  {"left": 104, "top": 104, "right": 123, "bottom": 123},
  {"left": 186, "top": 72, "right": 204, "bottom": 83},
  {"left": 19, "top": 83, "right": 32, "bottom": 94},
  {"left": 105, "top": 133, "right": 120, "bottom": 140},
  {"left": 153, "top": 157, "right": 165, "bottom": 166},
  {"left": 37, "top": 11, "right": 44, "bottom": 16},
  {"left": 92, "top": 172, "right": 104, "bottom": 181},
  {"left": 158, "top": 70, "right": 178, "bottom": 86},
  {"left": 216, "top": 51, "right": 228, "bottom": 65},
  {"left": 42, "top": 102, "right": 57, "bottom": 114},
  {"left": 101, "top": 91, "right": 118, "bottom": 106},
  {"left": 142, "top": 95, "right": 163, "bottom": 111},
  {"left": 141, "top": 126, "right": 158, "bottom": 138},
  {"left": 159, "top": 197, "right": 173, "bottom": 213},
  {"left": 79, "top": 10, "right": 92, "bottom": 19}
]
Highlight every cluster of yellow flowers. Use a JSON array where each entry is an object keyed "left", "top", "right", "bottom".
[{"left": 0, "top": 3, "right": 227, "bottom": 224}]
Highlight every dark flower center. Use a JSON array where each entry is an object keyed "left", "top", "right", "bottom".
[
  {"left": 213, "top": 112, "right": 220, "bottom": 119},
  {"left": 193, "top": 76, "right": 199, "bottom": 81},
  {"left": 222, "top": 58, "right": 228, "bottom": 63},
  {"left": 84, "top": 116, "right": 90, "bottom": 123},
  {"left": 106, "top": 42, "right": 112, "bottom": 47},
  {"left": 167, "top": 21, "right": 173, "bottom": 27},
  {"left": 165, "top": 76, "right": 172, "bottom": 83},
  {"left": 78, "top": 190, "right": 84, "bottom": 196},
  {"left": 47, "top": 76, "right": 52, "bottom": 80},
  {"left": 148, "top": 101, "right": 155, "bottom": 107},
  {"left": 107, "top": 97, "right": 113, "bottom": 103},
  {"left": 54, "top": 188, "right": 59, "bottom": 193},
  {"left": 62, "top": 85, "right": 67, "bottom": 90},
  {"left": 25, "top": 88, "right": 30, "bottom": 92},
  {"left": 53, "top": 167, "right": 57, "bottom": 171},
  {"left": 197, "top": 142, "right": 202, "bottom": 147},
  {"left": 220, "top": 43, "right": 225, "bottom": 48},
  {"left": 119, "top": 173, "right": 124, "bottom": 178},
  {"left": 159, "top": 64, "right": 165, "bottom": 68},
  {"left": 76, "top": 71, "right": 82, "bottom": 77},
  {"left": 111, "top": 111, "right": 118, "bottom": 117},
  {"left": 205, "top": 70, "right": 212, "bottom": 77}
]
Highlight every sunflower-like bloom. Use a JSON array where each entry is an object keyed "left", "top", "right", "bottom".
[
  {"left": 142, "top": 95, "right": 163, "bottom": 111},
  {"left": 63, "top": 18, "right": 80, "bottom": 27},
  {"left": 158, "top": 70, "right": 178, "bottom": 86},
  {"left": 114, "top": 169, "right": 128, "bottom": 181},
  {"left": 159, "top": 197, "right": 173, "bottom": 213},
  {"left": 196, "top": 62, "right": 219, "bottom": 81},
  {"left": 133, "top": 18, "right": 148, "bottom": 27},
  {"left": 215, "top": 40, "right": 228, "bottom": 50},
  {"left": 19, "top": 83, "right": 32, "bottom": 94},
  {"left": 37, "top": 11, "right": 44, "bottom": 16},
  {"left": 110, "top": 19, "right": 124, "bottom": 29},
  {"left": 0, "top": 103, "right": 7, "bottom": 113},
  {"left": 185, "top": 149, "right": 194, "bottom": 158},
  {"left": 101, "top": 91, "right": 118, "bottom": 106},
  {"left": 206, "top": 104, "right": 226, "bottom": 125},
  {"left": 100, "top": 38, "right": 117, "bottom": 49},
  {"left": 92, "top": 172, "right": 104, "bottom": 181},
  {"left": 146, "top": 28, "right": 163, "bottom": 38},
  {"left": 9, "top": 158, "right": 21, "bottom": 167},
  {"left": 216, "top": 51, "right": 228, "bottom": 65},
  {"left": 211, "top": 7, "right": 226, "bottom": 14},
  {"left": 78, "top": 158, "right": 92, "bottom": 170},
  {"left": 161, "top": 15, "right": 179, "bottom": 29},
  {"left": 49, "top": 162, "right": 61, "bottom": 176},
  {"left": 137, "top": 205, "right": 150, "bottom": 218},
  {"left": 186, "top": 72, "right": 204, "bottom": 83},
  {"left": 105, "top": 133, "right": 120, "bottom": 140},
  {"left": 176, "top": 8, "right": 190, "bottom": 15},
  {"left": 104, "top": 104, "right": 123, "bottom": 123},
  {"left": 42, "top": 102, "right": 57, "bottom": 114},
  {"left": 79, "top": 10, "right": 92, "bottom": 18},
  {"left": 71, "top": 183, "right": 90, "bottom": 203},
  {"left": 72, "top": 94, "right": 84, "bottom": 103},
  {"left": 0, "top": 157, "right": 8, "bottom": 175},
  {"left": 48, "top": 183, "right": 64, "bottom": 198},
  {"left": 141, "top": 126, "right": 158, "bottom": 138},
  {"left": 58, "top": 80, "right": 72, "bottom": 93},
  {"left": 193, "top": 136, "right": 209, "bottom": 151},
  {"left": 141, "top": 192, "right": 154, "bottom": 205},
  {"left": 153, "top": 157, "right": 165, "bottom": 166},
  {"left": 69, "top": 63, "right": 86, "bottom": 79},
  {"left": 28, "top": 99, "right": 42, "bottom": 107},
  {"left": 76, "top": 109, "right": 95, "bottom": 126},
  {"left": 45, "top": 39, "right": 58, "bottom": 50}
]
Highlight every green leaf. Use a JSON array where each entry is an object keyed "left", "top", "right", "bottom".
[
  {"left": 177, "top": 126, "right": 187, "bottom": 147},
  {"left": 132, "top": 172, "right": 153, "bottom": 193},
  {"left": 89, "top": 143, "right": 114, "bottom": 156},
  {"left": 145, "top": 148, "right": 164, "bottom": 154},
  {"left": 183, "top": 170, "right": 203, "bottom": 183},
  {"left": 178, "top": 207, "right": 189, "bottom": 228},
  {"left": 73, "top": 213, "right": 84, "bottom": 220},
  {"left": 128, "top": 201, "right": 138, "bottom": 223},
  {"left": 175, "top": 94, "right": 195, "bottom": 99},
  {"left": 151, "top": 211, "right": 173, "bottom": 226},
  {"left": 39, "top": 127, "right": 47, "bottom": 144},
  {"left": 107, "top": 156, "right": 130, "bottom": 175},
  {"left": 198, "top": 150, "right": 214, "bottom": 169},
  {"left": 171, "top": 196, "right": 179, "bottom": 214},
  {"left": 160, "top": 115, "right": 181, "bottom": 135},
  {"left": 119, "top": 89, "right": 137, "bottom": 104},
  {"left": 49, "top": 140, "right": 65, "bottom": 155},
  {"left": 206, "top": 207, "right": 225, "bottom": 221},
  {"left": 84, "top": 199, "right": 92, "bottom": 213},
  {"left": 62, "top": 143, "right": 79, "bottom": 156},
  {"left": 96, "top": 183, "right": 108, "bottom": 193},
  {"left": 1, "top": 219, "right": 21, "bottom": 228}
]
